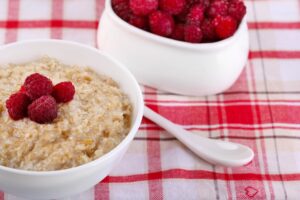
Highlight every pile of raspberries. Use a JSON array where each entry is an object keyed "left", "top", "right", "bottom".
[
  {"left": 112, "top": 0, "right": 246, "bottom": 43},
  {"left": 6, "top": 73, "right": 75, "bottom": 124}
]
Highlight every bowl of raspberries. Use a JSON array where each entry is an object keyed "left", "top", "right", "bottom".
[{"left": 98, "top": 0, "right": 249, "bottom": 96}]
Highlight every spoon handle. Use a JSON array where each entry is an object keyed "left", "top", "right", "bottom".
[{"left": 143, "top": 106, "right": 254, "bottom": 167}]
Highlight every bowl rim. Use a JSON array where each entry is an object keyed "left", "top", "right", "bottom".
[
  {"left": 0, "top": 39, "right": 144, "bottom": 176},
  {"left": 105, "top": 0, "right": 247, "bottom": 50}
]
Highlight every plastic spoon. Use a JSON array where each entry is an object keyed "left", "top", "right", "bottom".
[{"left": 143, "top": 106, "right": 254, "bottom": 167}]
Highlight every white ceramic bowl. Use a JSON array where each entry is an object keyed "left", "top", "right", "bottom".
[
  {"left": 0, "top": 40, "right": 144, "bottom": 199},
  {"left": 97, "top": 0, "right": 249, "bottom": 96}
]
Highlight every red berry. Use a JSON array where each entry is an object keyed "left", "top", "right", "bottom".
[
  {"left": 149, "top": 11, "right": 175, "bottom": 37},
  {"left": 24, "top": 73, "right": 53, "bottom": 100},
  {"left": 214, "top": 15, "right": 237, "bottom": 39},
  {"left": 129, "top": 14, "right": 148, "bottom": 29},
  {"left": 129, "top": 0, "right": 158, "bottom": 16},
  {"left": 28, "top": 95, "right": 58, "bottom": 124},
  {"left": 207, "top": 0, "right": 228, "bottom": 18},
  {"left": 112, "top": 0, "right": 131, "bottom": 21},
  {"left": 6, "top": 92, "right": 31, "bottom": 120},
  {"left": 160, "top": 0, "right": 186, "bottom": 15},
  {"left": 52, "top": 81, "right": 75, "bottom": 103},
  {"left": 184, "top": 24, "right": 203, "bottom": 43},
  {"left": 171, "top": 24, "right": 185, "bottom": 41},
  {"left": 201, "top": 18, "right": 217, "bottom": 42},
  {"left": 228, "top": 0, "right": 246, "bottom": 22},
  {"left": 186, "top": 4, "right": 205, "bottom": 26}
]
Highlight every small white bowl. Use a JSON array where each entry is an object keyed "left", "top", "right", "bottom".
[
  {"left": 97, "top": 0, "right": 249, "bottom": 96},
  {"left": 0, "top": 40, "right": 144, "bottom": 199}
]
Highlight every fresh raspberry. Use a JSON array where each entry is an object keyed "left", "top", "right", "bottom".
[
  {"left": 52, "top": 82, "right": 75, "bottom": 103},
  {"left": 184, "top": 24, "right": 203, "bottom": 43},
  {"left": 24, "top": 73, "right": 53, "bottom": 100},
  {"left": 228, "top": 0, "right": 246, "bottom": 22},
  {"left": 186, "top": 4, "right": 205, "bottom": 26},
  {"left": 207, "top": 0, "right": 228, "bottom": 18},
  {"left": 171, "top": 24, "right": 185, "bottom": 41},
  {"left": 129, "top": 0, "right": 158, "bottom": 16},
  {"left": 28, "top": 95, "right": 58, "bottom": 124},
  {"left": 160, "top": 0, "right": 186, "bottom": 15},
  {"left": 149, "top": 11, "right": 175, "bottom": 37},
  {"left": 6, "top": 92, "right": 31, "bottom": 120},
  {"left": 112, "top": 0, "right": 131, "bottom": 21},
  {"left": 201, "top": 18, "right": 217, "bottom": 42},
  {"left": 129, "top": 14, "right": 148, "bottom": 29},
  {"left": 213, "top": 15, "right": 237, "bottom": 39}
]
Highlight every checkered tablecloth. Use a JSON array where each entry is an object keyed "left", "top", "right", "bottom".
[{"left": 1, "top": 0, "right": 300, "bottom": 199}]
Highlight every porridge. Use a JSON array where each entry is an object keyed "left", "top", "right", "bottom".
[{"left": 0, "top": 57, "right": 132, "bottom": 171}]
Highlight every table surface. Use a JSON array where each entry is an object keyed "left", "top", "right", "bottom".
[{"left": 0, "top": 0, "right": 300, "bottom": 199}]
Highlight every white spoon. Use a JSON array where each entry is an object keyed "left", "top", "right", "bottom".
[{"left": 143, "top": 106, "right": 254, "bottom": 167}]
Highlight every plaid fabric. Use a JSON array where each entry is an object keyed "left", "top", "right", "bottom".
[{"left": 0, "top": 0, "right": 300, "bottom": 199}]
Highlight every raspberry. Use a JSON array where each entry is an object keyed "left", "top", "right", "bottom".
[
  {"left": 160, "top": 0, "right": 186, "bottom": 15},
  {"left": 201, "top": 18, "right": 217, "bottom": 42},
  {"left": 28, "top": 95, "right": 58, "bottom": 124},
  {"left": 184, "top": 24, "right": 203, "bottom": 43},
  {"left": 186, "top": 4, "right": 205, "bottom": 26},
  {"left": 112, "top": 0, "right": 131, "bottom": 21},
  {"left": 24, "top": 73, "right": 53, "bottom": 100},
  {"left": 171, "top": 24, "right": 185, "bottom": 41},
  {"left": 149, "top": 11, "right": 175, "bottom": 37},
  {"left": 129, "top": 14, "right": 148, "bottom": 29},
  {"left": 6, "top": 92, "right": 31, "bottom": 120},
  {"left": 52, "top": 82, "right": 75, "bottom": 103},
  {"left": 228, "top": 0, "right": 246, "bottom": 22},
  {"left": 214, "top": 15, "right": 237, "bottom": 39},
  {"left": 129, "top": 0, "right": 158, "bottom": 16},
  {"left": 207, "top": 0, "right": 228, "bottom": 18}
]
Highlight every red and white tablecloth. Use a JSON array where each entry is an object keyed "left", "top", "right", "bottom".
[{"left": 1, "top": 0, "right": 300, "bottom": 199}]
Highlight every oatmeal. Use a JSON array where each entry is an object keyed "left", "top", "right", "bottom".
[{"left": 0, "top": 57, "right": 132, "bottom": 171}]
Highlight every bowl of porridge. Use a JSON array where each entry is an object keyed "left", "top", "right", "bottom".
[{"left": 0, "top": 40, "right": 144, "bottom": 199}]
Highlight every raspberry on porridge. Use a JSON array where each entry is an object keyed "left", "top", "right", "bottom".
[{"left": 0, "top": 57, "right": 132, "bottom": 171}]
